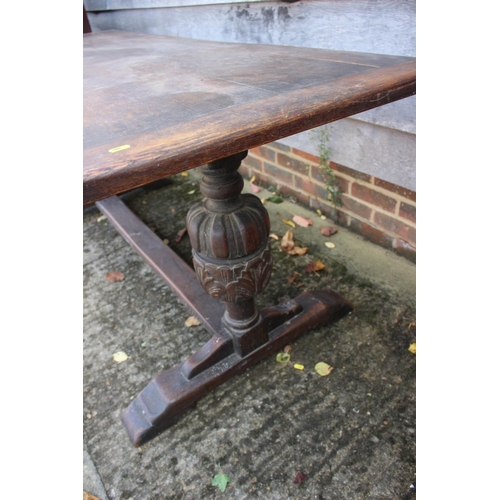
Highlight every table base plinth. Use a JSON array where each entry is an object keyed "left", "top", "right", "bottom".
[
  {"left": 121, "top": 289, "right": 351, "bottom": 447},
  {"left": 97, "top": 183, "right": 352, "bottom": 448}
]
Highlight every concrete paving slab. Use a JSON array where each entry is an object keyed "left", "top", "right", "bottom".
[{"left": 83, "top": 171, "right": 416, "bottom": 500}]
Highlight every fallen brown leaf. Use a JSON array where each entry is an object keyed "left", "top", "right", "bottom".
[
  {"left": 106, "top": 271, "right": 124, "bottom": 283},
  {"left": 320, "top": 226, "right": 338, "bottom": 236},
  {"left": 305, "top": 260, "right": 326, "bottom": 273},
  {"left": 281, "top": 229, "right": 295, "bottom": 251},
  {"left": 292, "top": 215, "right": 313, "bottom": 227},
  {"left": 287, "top": 271, "right": 300, "bottom": 283},
  {"left": 280, "top": 230, "right": 308, "bottom": 256},
  {"left": 294, "top": 472, "right": 307, "bottom": 485},
  {"left": 269, "top": 233, "right": 279, "bottom": 240},
  {"left": 84, "top": 492, "right": 103, "bottom": 500},
  {"left": 292, "top": 247, "right": 308, "bottom": 256},
  {"left": 174, "top": 227, "right": 187, "bottom": 243}
]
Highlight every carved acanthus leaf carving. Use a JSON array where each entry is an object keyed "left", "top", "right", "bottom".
[{"left": 193, "top": 244, "right": 272, "bottom": 302}]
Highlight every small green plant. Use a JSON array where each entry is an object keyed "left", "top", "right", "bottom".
[{"left": 310, "top": 125, "right": 342, "bottom": 209}]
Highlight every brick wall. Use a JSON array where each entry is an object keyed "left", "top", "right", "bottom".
[{"left": 239, "top": 142, "right": 416, "bottom": 262}]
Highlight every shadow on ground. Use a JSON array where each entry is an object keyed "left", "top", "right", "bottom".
[{"left": 83, "top": 171, "right": 416, "bottom": 500}]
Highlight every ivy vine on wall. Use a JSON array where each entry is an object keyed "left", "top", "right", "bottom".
[{"left": 310, "top": 125, "right": 342, "bottom": 209}]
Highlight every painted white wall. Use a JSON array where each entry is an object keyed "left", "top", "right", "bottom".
[{"left": 86, "top": 0, "right": 416, "bottom": 190}]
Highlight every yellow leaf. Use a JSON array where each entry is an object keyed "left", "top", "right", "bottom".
[
  {"left": 408, "top": 343, "right": 416, "bottom": 354},
  {"left": 250, "top": 175, "right": 256, "bottom": 183},
  {"left": 305, "top": 260, "right": 326, "bottom": 273},
  {"left": 294, "top": 364, "right": 304, "bottom": 370},
  {"left": 185, "top": 316, "right": 201, "bottom": 327},
  {"left": 325, "top": 242, "right": 335, "bottom": 249},
  {"left": 315, "top": 362, "right": 333, "bottom": 376},
  {"left": 181, "top": 172, "right": 189, "bottom": 177},
  {"left": 283, "top": 219, "right": 296, "bottom": 228},
  {"left": 113, "top": 351, "right": 128, "bottom": 363},
  {"left": 276, "top": 353, "right": 290, "bottom": 364}
]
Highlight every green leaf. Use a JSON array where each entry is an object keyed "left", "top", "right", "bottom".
[
  {"left": 212, "top": 473, "right": 231, "bottom": 492},
  {"left": 267, "top": 195, "right": 283, "bottom": 204},
  {"left": 276, "top": 352, "right": 290, "bottom": 364}
]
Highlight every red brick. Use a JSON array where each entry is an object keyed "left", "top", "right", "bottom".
[
  {"left": 374, "top": 212, "right": 416, "bottom": 245},
  {"left": 252, "top": 145, "right": 276, "bottom": 163},
  {"left": 332, "top": 208, "right": 350, "bottom": 227},
  {"left": 399, "top": 202, "right": 416, "bottom": 223},
  {"left": 339, "top": 194, "right": 373, "bottom": 220},
  {"left": 310, "top": 165, "right": 329, "bottom": 184},
  {"left": 252, "top": 172, "right": 271, "bottom": 187},
  {"left": 291, "top": 148, "right": 320, "bottom": 164},
  {"left": 351, "top": 183, "right": 397, "bottom": 213},
  {"left": 276, "top": 153, "right": 310, "bottom": 176},
  {"left": 331, "top": 162, "right": 372, "bottom": 183},
  {"left": 269, "top": 141, "right": 291, "bottom": 152},
  {"left": 277, "top": 184, "right": 310, "bottom": 207},
  {"left": 310, "top": 166, "right": 350, "bottom": 194},
  {"left": 262, "top": 162, "right": 293, "bottom": 186},
  {"left": 393, "top": 238, "right": 416, "bottom": 262},
  {"left": 347, "top": 218, "right": 393, "bottom": 249},
  {"left": 374, "top": 178, "right": 416, "bottom": 202},
  {"left": 333, "top": 175, "right": 350, "bottom": 195},
  {"left": 309, "top": 198, "right": 336, "bottom": 220},
  {"left": 294, "top": 175, "right": 316, "bottom": 194},
  {"left": 311, "top": 182, "right": 329, "bottom": 201},
  {"left": 242, "top": 154, "right": 263, "bottom": 171}
]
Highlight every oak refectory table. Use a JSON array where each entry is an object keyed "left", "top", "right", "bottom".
[{"left": 83, "top": 30, "right": 416, "bottom": 447}]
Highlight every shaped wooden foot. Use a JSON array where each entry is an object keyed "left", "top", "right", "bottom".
[{"left": 122, "top": 289, "right": 352, "bottom": 447}]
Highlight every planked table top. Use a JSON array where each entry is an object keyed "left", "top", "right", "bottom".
[{"left": 83, "top": 30, "right": 416, "bottom": 205}]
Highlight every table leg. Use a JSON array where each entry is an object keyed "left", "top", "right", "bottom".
[{"left": 100, "top": 151, "right": 353, "bottom": 447}]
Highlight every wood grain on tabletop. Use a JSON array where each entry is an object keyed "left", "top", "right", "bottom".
[{"left": 83, "top": 30, "right": 416, "bottom": 204}]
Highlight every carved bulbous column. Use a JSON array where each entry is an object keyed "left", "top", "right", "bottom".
[{"left": 186, "top": 151, "right": 272, "bottom": 356}]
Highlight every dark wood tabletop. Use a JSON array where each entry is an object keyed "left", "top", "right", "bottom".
[{"left": 83, "top": 30, "right": 416, "bottom": 205}]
